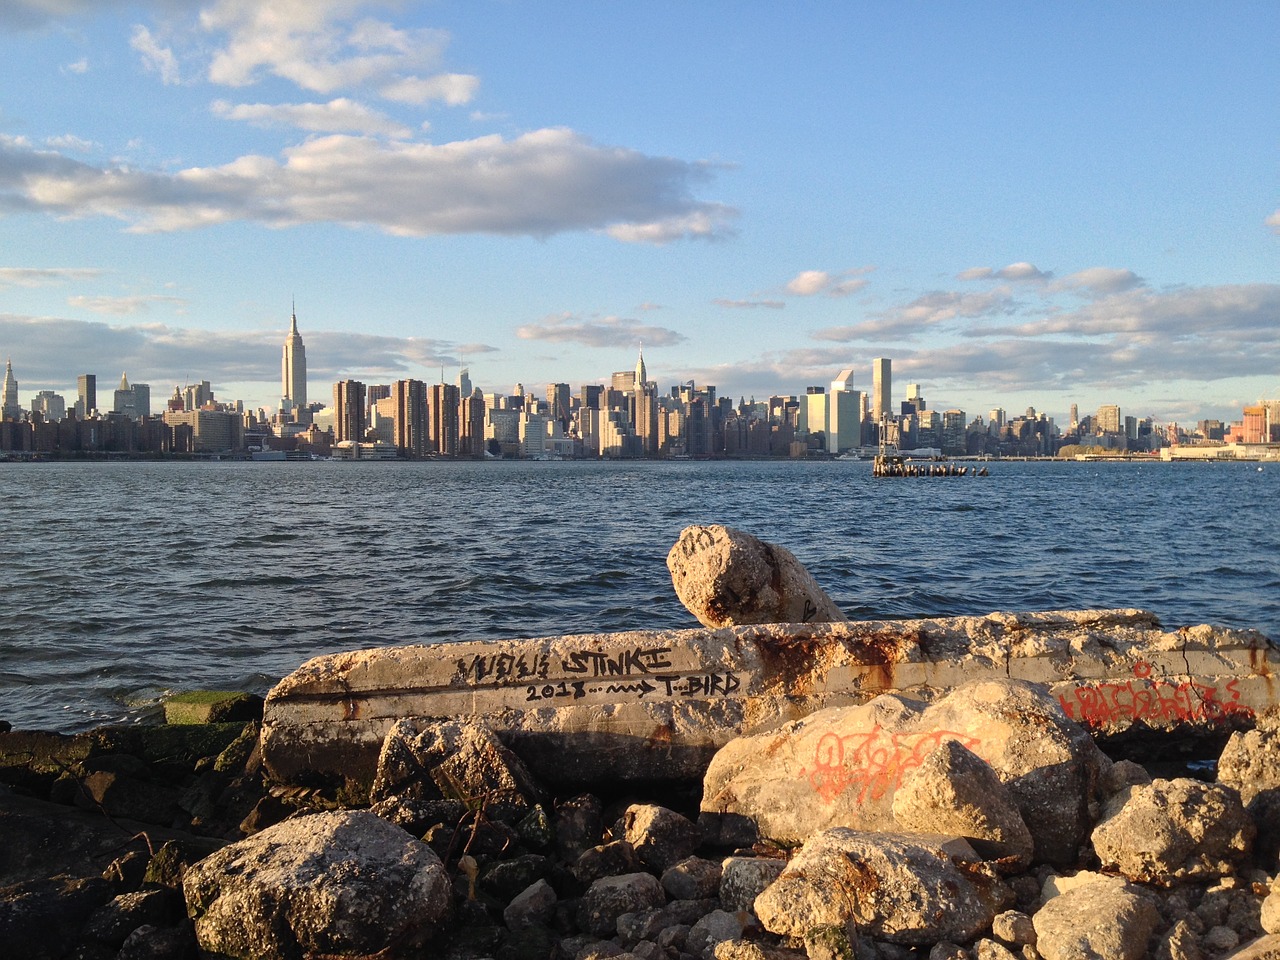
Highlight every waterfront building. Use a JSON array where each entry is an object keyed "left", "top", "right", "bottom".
[
  {"left": 281, "top": 308, "right": 309, "bottom": 424},
  {"left": 803, "top": 386, "right": 829, "bottom": 452},
  {"left": 391, "top": 379, "right": 428, "bottom": 458},
  {"left": 941, "top": 409, "right": 967, "bottom": 456},
  {"left": 1, "top": 359, "right": 18, "bottom": 420},
  {"left": 333, "top": 380, "right": 366, "bottom": 445},
  {"left": 460, "top": 389, "right": 486, "bottom": 458},
  {"left": 1096, "top": 404, "right": 1121, "bottom": 435},
  {"left": 828, "top": 368, "right": 862, "bottom": 454},
  {"left": 430, "top": 382, "right": 460, "bottom": 456},
  {"left": 163, "top": 408, "right": 242, "bottom": 452}
]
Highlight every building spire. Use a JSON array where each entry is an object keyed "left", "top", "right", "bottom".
[{"left": 635, "top": 341, "right": 647, "bottom": 389}]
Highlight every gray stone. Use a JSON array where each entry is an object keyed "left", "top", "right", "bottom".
[
  {"left": 662, "top": 856, "right": 723, "bottom": 901},
  {"left": 116, "top": 923, "right": 197, "bottom": 960},
  {"left": 1032, "top": 876, "right": 1160, "bottom": 960},
  {"left": 803, "top": 924, "right": 860, "bottom": 960},
  {"left": 577, "top": 872, "right": 666, "bottom": 938},
  {"left": 575, "top": 840, "right": 642, "bottom": 885},
  {"left": 1091, "top": 778, "right": 1254, "bottom": 885},
  {"left": 84, "top": 888, "right": 180, "bottom": 948},
  {"left": 928, "top": 944, "right": 968, "bottom": 960},
  {"left": 891, "top": 738, "right": 1033, "bottom": 868},
  {"left": 704, "top": 679, "right": 1107, "bottom": 863},
  {"left": 1206, "top": 926, "right": 1243, "bottom": 952},
  {"left": 164, "top": 690, "right": 263, "bottom": 726},
  {"left": 687, "top": 909, "right": 746, "bottom": 959},
  {"left": 182, "top": 810, "right": 451, "bottom": 960},
  {"left": 504, "top": 878, "right": 557, "bottom": 931},
  {"left": 556, "top": 793, "right": 605, "bottom": 862},
  {"left": 260, "top": 610, "right": 1280, "bottom": 796},
  {"left": 624, "top": 803, "right": 703, "bottom": 872},
  {"left": 719, "top": 856, "right": 786, "bottom": 914},
  {"left": 991, "top": 910, "right": 1036, "bottom": 948},
  {"left": 1220, "top": 726, "right": 1280, "bottom": 805},
  {"left": 0, "top": 875, "right": 115, "bottom": 960},
  {"left": 666, "top": 524, "right": 848, "bottom": 628},
  {"left": 369, "top": 717, "right": 543, "bottom": 823},
  {"left": 753, "top": 829, "right": 1010, "bottom": 946}
]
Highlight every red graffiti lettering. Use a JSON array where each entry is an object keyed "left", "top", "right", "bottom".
[
  {"left": 800, "top": 725, "right": 981, "bottom": 804},
  {"left": 1058, "top": 662, "right": 1253, "bottom": 727}
]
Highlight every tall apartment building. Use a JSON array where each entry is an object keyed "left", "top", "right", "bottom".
[
  {"left": 460, "top": 390, "right": 486, "bottom": 458},
  {"left": 829, "top": 368, "right": 862, "bottom": 454},
  {"left": 430, "top": 382, "right": 460, "bottom": 456},
  {"left": 547, "top": 382, "right": 571, "bottom": 432},
  {"left": 1096, "top": 404, "right": 1122, "bottom": 434},
  {"left": 391, "top": 379, "right": 428, "bottom": 457},
  {"left": 333, "top": 380, "right": 366, "bottom": 444}
]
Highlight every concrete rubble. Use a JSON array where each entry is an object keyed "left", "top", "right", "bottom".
[{"left": 3, "top": 524, "right": 1280, "bottom": 959}]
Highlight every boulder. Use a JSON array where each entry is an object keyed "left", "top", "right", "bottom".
[
  {"left": 662, "top": 857, "right": 722, "bottom": 901},
  {"left": 719, "top": 856, "right": 786, "bottom": 914},
  {"left": 182, "top": 810, "right": 451, "bottom": 960},
  {"left": 890, "top": 738, "right": 1034, "bottom": 868},
  {"left": 666, "top": 524, "right": 848, "bottom": 628},
  {"left": 1230, "top": 934, "right": 1280, "bottom": 960},
  {"left": 577, "top": 872, "right": 666, "bottom": 938},
  {"left": 0, "top": 874, "right": 116, "bottom": 960},
  {"left": 259, "top": 610, "right": 1279, "bottom": 796},
  {"left": 1032, "top": 876, "right": 1160, "bottom": 960},
  {"left": 368, "top": 716, "right": 543, "bottom": 826},
  {"left": 1091, "top": 778, "right": 1254, "bottom": 886},
  {"left": 504, "top": 878, "right": 557, "bottom": 931},
  {"left": 623, "top": 803, "right": 703, "bottom": 872},
  {"left": 1218, "top": 721, "right": 1280, "bottom": 805},
  {"left": 753, "top": 829, "right": 1010, "bottom": 946},
  {"left": 702, "top": 679, "right": 1107, "bottom": 863}
]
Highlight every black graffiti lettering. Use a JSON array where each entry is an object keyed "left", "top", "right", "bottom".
[
  {"left": 560, "top": 645, "right": 674, "bottom": 678},
  {"left": 802, "top": 598, "right": 818, "bottom": 623}
]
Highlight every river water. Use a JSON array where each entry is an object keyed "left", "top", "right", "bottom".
[{"left": 2, "top": 458, "right": 1276, "bottom": 731}]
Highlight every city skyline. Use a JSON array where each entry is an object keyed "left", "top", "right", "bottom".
[{"left": 1, "top": 3, "right": 1278, "bottom": 425}]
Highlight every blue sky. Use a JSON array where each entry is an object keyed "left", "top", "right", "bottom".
[{"left": 1, "top": 1, "right": 1277, "bottom": 426}]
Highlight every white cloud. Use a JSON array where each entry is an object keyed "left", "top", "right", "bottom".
[
  {"left": 380, "top": 73, "right": 479, "bottom": 106},
  {"left": 200, "top": 0, "right": 477, "bottom": 106},
  {"left": 130, "top": 24, "right": 181, "bottom": 85},
  {"left": 814, "top": 289, "right": 1015, "bottom": 342},
  {"left": 714, "top": 298, "right": 785, "bottom": 310},
  {"left": 63, "top": 57, "right": 89, "bottom": 74},
  {"left": 1050, "top": 267, "right": 1144, "bottom": 297},
  {"left": 68, "top": 293, "right": 186, "bottom": 315},
  {"left": 212, "top": 98, "right": 411, "bottom": 137},
  {"left": 958, "top": 262, "right": 1051, "bottom": 282},
  {"left": 44, "top": 134, "right": 96, "bottom": 153},
  {"left": 785, "top": 267, "right": 872, "bottom": 297},
  {"left": 0, "top": 266, "right": 101, "bottom": 287},
  {"left": 1266, "top": 209, "right": 1279, "bottom": 233},
  {"left": 0, "top": 129, "right": 734, "bottom": 242},
  {"left": 515, "top": 313, "right": 687, "bottom": 348}
]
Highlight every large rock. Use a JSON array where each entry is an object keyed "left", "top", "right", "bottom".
[
  {"left": 1218, "top": 719, "right": 1280, "bottom": 805},
  {"left": 182, "top": 810, "right": 451, "bottom": 960},
  {"left": 753, "top": 829, "right": 1010, "bottom": 946},
  {"left": 702, "top": 679, "right": 1108, "bottom": 863},
  {"left": 666, "top": 524, "right": 848, "bottom": 628},
  {"left": 1032, "top": 876, "right": 1160, "bottom": 960},
  {"left": 1091, "top": 778, "right": 1254, "bottom": 886},
  {"left": 890, "top": 738, "right": 1033, "bottom": 868},
  {"left": 260, "top": 609, "right": 1279, "bottom": 796},
  {"left": 369, "top": 717, "right": 543, "bottom": 826}
]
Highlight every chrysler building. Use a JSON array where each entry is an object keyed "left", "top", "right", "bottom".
[{"left": 281, "top": 306, "right": 309, "bottom": 424}]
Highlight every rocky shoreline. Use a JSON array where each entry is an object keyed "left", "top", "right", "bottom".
[{"left": 3, "top": 526, "right": 1280, "bottom": 960}]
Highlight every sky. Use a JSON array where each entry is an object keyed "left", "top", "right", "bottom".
[{"left": 0, "top": 1, "right": 1277, "bottom": 427}]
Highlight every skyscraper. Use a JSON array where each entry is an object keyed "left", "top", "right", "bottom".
[
  {"left": 77, "top": 373, "right": 96, "bottom": 419},
  {"left": 829, "top": 368, "right": 862, "bottom": 454},
  {"left": 281, "top": 307, "right": 308, "bottom": 424},
  {"left": 430, "top": 382, "right": 460, "bottom": 456},
  {"left": 872, "top": 357, "right": 891, "bottom": 427},
  {"left": 2, "top": 359, "right": 18, "bottom": 420},
  {"left": 333, "top": 380, "right": 366, "bottom": 444},
  {"left": 391, "top": 379, "right": 428, "bottom": 457}
]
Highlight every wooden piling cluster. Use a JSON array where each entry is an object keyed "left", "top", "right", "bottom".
[{"left": 873, "top": 455, "right": 988, "bottom": 477}]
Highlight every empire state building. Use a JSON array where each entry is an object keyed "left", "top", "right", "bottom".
[{"left": 281, "top": 308, "right": 309, "bottom": 424}]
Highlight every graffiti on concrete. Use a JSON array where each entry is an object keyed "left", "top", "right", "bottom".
[
  {"left": 1057, "top": 660, "right": 1254, "bottom": 726},
  {"left": 801, "top": 725, "right": 981, "bottom": 804}
]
